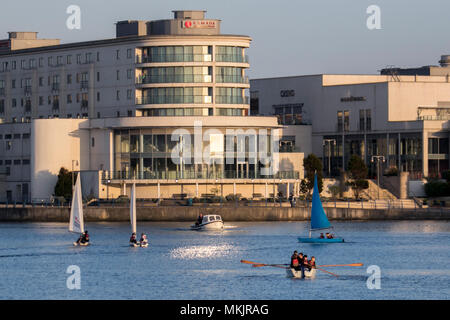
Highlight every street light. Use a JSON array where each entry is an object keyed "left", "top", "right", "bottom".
[
  {"left": 371, "top": 155, "right": 385, "bottom": 199},
  {"left": 323, "top": 139, "right": 336, "bottom": 177}
]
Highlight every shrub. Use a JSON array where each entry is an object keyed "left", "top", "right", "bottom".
[
  {"left": 424, "top": 180, "right": 450, "bottom": 197},
  {"left": 384, "top": 166, "right": 399, "bottom": 176}
]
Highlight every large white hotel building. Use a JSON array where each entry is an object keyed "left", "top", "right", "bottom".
[{"left": 0, "top": 10, "right": 302, "bottom": 203}]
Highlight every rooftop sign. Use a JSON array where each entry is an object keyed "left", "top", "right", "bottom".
[{"left": 182, "top": 20, "right": 217, "bottom": 29}]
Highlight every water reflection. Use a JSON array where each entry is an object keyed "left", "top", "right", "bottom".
[{"left": 170, "top": 244, "right": 235, "bottom": 259}]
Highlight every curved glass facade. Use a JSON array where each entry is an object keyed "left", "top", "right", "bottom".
[
  {"left": 215, "top": 67, "right": 248, "bottom": 83},
  {"left": 215, "top": 46, "right": 248, "bottom": 63},
  {"left": 139, "top": 87, "right": 212, "bottom": 104},
  {"left": 138, "top": 46, "right": 212, "bottom": 63},
  {"left": 138, "top": 66, "right": 212, "bottom": 84}
]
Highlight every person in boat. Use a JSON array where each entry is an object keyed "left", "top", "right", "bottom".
[
  {"left": 326, "top": 232, "right": 334, "bottom": 239},
  {"left": 129, "top": 232, "right": 138, "bottom": 245},
  {"left": 76, "top": 230, "right": 89, "bottom": 244},
  {"left": 290, "top": 251, "right": 299, "bottom": 269},
  {"left": 303, "top": 255, "right": 310, "bottom": 269},
  {"left": 195, "top": 214, "right": 204, "bottom": 226},
  {"left": 139, "top": 233, "right": 148, "bottom": 246},
  {"left": 308, "top": 256, "right": 316, "bottom": 270},
  {"left": 319, "top": 233, "right": 324, "bottom": 239}
]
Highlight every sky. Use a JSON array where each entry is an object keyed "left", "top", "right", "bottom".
[{"left": 0, "top": 0, "right": 449, "bottom": 79}]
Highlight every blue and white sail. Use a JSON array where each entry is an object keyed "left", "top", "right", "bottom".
[
  {"left": 310, "top": 173, "right": 331, "bottom": 231},
  {"left": 69, "top": 173, "right": 84, "bottom": 234}
]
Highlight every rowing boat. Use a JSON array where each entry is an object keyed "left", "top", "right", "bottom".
[{"left": 286, "top": 268, "right": 316, "bottom": 278}]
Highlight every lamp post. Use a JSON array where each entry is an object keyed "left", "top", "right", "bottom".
[
  {"left": 371, "top": 155, "right": 385, "bottom": 199},
  {"left": 323, "top": 139, "right": 336, "bottom": 177}
]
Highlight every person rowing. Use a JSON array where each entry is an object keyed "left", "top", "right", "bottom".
[
  {"left": 308, "top": 256, "right": 316, "bottom": 270},
  {"left": 290, "top": 251, "right": 300, "bottom": 269}
]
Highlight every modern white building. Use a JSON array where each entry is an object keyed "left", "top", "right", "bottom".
[
  {"left": 251, "top": 58, "right": 450, "bottom": 181},
  {"left": 0, "top": 10, "right": 303, "bottom": 203}
]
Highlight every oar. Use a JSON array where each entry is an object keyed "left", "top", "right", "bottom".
[
  {"left": 240, "top": 260, "right": 263, "bottom": 265},
  {"left": 252, "top": 264, "right": 288, "bottom": 269},
  {"left": 317, "top": 263, "right": 364, "bottom": 267},
  {"left": 316, "top": 267, "right": 339, "bottom": 277},
  {"left": 252, "top": 263, "right": 289, "bottom": 268}
]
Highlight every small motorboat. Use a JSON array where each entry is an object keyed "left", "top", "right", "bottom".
[
  {"left": 286, "top": 268, "right": 317, "bottom": 279},
  {"left": 191, "top": 215, "right": 224, "bottom": 230}
]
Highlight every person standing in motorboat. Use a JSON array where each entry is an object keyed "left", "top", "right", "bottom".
[
  {"left": 129, "top": 232, "right": 138, "bottom": 245},
  {"left": 195, "top": 213, "right": 204, "bottom": 226}
]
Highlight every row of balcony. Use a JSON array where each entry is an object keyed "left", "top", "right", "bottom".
[
  {"left": 103, "top": 170, "right": 299, "bottom": 181},
  {"left": 0, "top": 82, "right": 90, "bottom": 96},
  {"left": 135, "top": 75, "right": 249, "bottom": 84},
  {"left": 135, "top": 95, "right": 249, "bottom": 105},
  {"left": 135, "top": 54, "right": 249, "bottom": 64}
]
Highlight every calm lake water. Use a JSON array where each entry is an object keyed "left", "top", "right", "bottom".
[{"left": 0, "top": 220, "right": 449, "bottom": 300}]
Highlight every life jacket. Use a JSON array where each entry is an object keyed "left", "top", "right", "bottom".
[{"left": 292, "top": 258, "right": 299, "bottom": 267}]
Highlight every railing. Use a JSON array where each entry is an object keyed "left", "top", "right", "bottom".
[
  {"left": 215, "top": 75, "right": 249, "bottom": 84},
  {"left": 102, "top": 170, "right": 299, "bottom": 181},
  {"left": 215, "top": 96, "right": 249, "bottom": 104},
  {"left": 215, "top": 54, "right": 249, "bottom": 63},
  {"left": 136, "top": 74, "right": 212, "bottom": 84},
  {"left": 136, "top": 54, "right": 212, "bottom": 64},
  {"left": 418, "top": 115, "right": 450, "bottom": 121},
  {"left": 51, "top": 83, "right": 60, "bottom": 92},
  {"left": 80, "top": 81, "right": 89, "bottom": 90},
  {"left": 136, "top": 95, "right": 212, "bottom": 105}
]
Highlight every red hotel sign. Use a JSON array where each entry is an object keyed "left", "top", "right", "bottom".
[{"left": 182, "top": 20, "right": 217, "bottom": 29}]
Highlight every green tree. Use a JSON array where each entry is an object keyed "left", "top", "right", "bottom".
[
  {"left": 54, "top": 167, "right": 73, "bottom": 200},
  {"left": 303, "top": 154, "right": 323, "bottom": 194},
  {"left": 346, "top": 155, "right": 369, "bottom": 199}
]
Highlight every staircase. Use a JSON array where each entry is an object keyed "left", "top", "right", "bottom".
[{"left": 363, "top": 179, "right": 397, "bottom": 200}]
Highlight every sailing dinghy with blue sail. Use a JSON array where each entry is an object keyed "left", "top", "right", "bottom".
[{"left": 298, "top": 173, "right": 344, "bottom": 243}]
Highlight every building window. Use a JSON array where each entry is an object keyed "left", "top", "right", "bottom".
[
  {"left": 67, "top": 74, "right": 72, "bottom": 84},
  {"left": 22, "top": 133, "right": 30, "bottom": 139},
  {"left": 67, "top": 55, "right": 72, "bottom": 64},
  {"left": 39, "top": 58, "right": 43, "bottom": 67},
  {"left": 97, "top": 72, "right": 100, "bottom": 82},
  {"left": 14, "top": 159, "right": 21, "bottom": 165},
  {"left": 365, "top": 109, "right": 371, "bottom": 131},
  {"left": 116, "top": 90, "right": 120, "bottom": 100},
  {"left": 128, "top": 110, "right": 132, "bottom": 117},
  {"left": 116, "top": 50, "right": 120, "bottom": 60},
  {"left": 76, "top": 54, "right": 82, "bottom": 64},
  {"left": 127, "top": 48, "right": 132, "bottom": 59},
  {"left": 127, "top": 89, "right": 132, "bottom": 100},
  {"left": 344, "top": 110, "right": 350, "bottom": 132},
  {"left": 22, "top": 159, "right": 30, "bottom": 165},
  {"left": 116, "top": 70, "right": 120, "bottom": 80},
  {"left": 12, "top": 98, "right": 17, "bottom": 108},
  {"left": 39, "top": 96, "right": 43, "bottom": 106},
  {"left": 11, "top": 80, "right": 15, "bottom": 89},
  {"left": 97, "top": 92, "right": 100, "bottom": 102},
  {"left": 39, "top": 77, "right": 44, "bottom": 87},
  {"left": 127, "top": 69, "right": 133, "bottom": 79},
  {"left": 67, "top": 95, "right": 72, "bottom": 104},
  {"left": 48, "top": 57, "right": 53, "bottom": 66},
  {"left": 91, "top": 137, "right": 95, "bottom": 147},
  {"left": 96, "top": 52, "right": 100, "bottom": 62},
  {"left": 97, "top": 112, "right": 100, "bottom": 118},
  {"left": 11, "top": 61, "right": 16, "bottom": 70}
]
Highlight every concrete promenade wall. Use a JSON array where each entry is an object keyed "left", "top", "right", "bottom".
[{"left": 0, "top": 206, "right": 448, "bottom": 222}]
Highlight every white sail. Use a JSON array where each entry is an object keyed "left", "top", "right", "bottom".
[
  {"left": 130, "top": 183, "right": 137, "bottom": 234},
  {"left": 69, "top": 173, "right": 84, "bottom": 234}
]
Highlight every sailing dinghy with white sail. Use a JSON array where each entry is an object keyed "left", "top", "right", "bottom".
[
  {"left": 129, "top": 183, "right": 148, "bottom": 247},
  {"left": 69, "top": 173, "right": 89, "bottom": 246}
]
